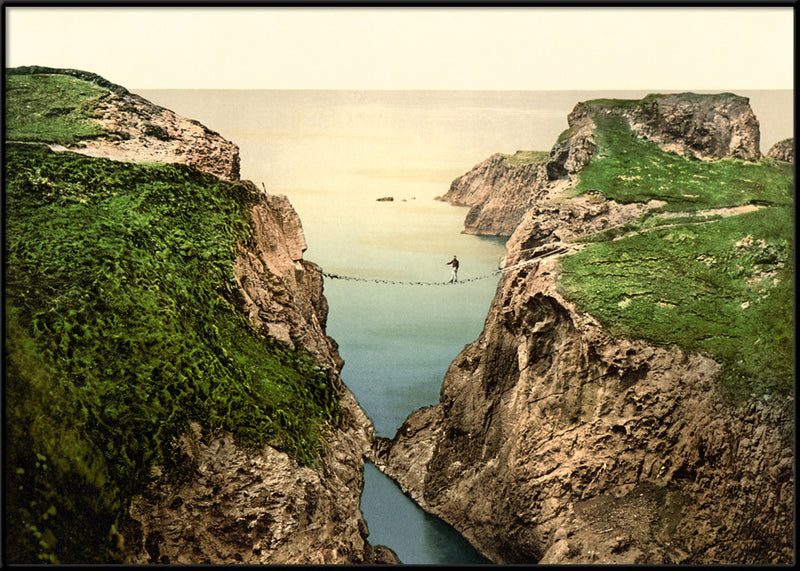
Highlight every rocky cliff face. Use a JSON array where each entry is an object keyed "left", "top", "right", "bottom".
[
  {"left": 767, "top": 137, "right": 794, "bottom": 163},
  {"left": 571, "top": 92, "right": 761, "bottom": 162},
  {"left": 231, "top": 188, "right": 342, "bottom": 370},
  {"left": 372, "top": 94, "right": 793, "bottom": 564},
  {"left": 13, "top": 66, "right": 240, "bottom": 180},
  {"left": 437, "top": 152, "right": 550, "bottom": 236},
  {"left": 71, "top": 88, "right": 240, "bottom": 181},
  {"left": 373, "top": 246, "right": 793, "bottom": 564},
  {"left": 124, "top": 186, "right": 395, "bottom": 564},
  {"left": 66, "top": 84, "right": 396, "bottom": 563},
  {"left": 441, "top": 93, "right": 762, "bottom": 236}
]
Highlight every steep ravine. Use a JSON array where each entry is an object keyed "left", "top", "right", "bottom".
[
  {"left": 372, "top": 93, "right": 794, "bottom": 564},
  {"left": 373, "top": 250, "right": 793, "bottom": 564},
  {"left": 104, "top": 92, "right": 396, "bottom": 565},
  {"left": 5, "top": 68, "right": 394, "bottom": 564},
  {"left": 123, "top": 188, "right": 395, "bottom": 564}
]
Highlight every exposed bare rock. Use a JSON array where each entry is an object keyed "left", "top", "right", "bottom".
[
  {"left": 373, "top": 251, "right": 793, "bottom": 564},
  {"left": 544, "top": 115, "right": 598, "bottom": 178},
  {"left": 70, "top": 88, "right": 241, "bottom": 180},
  {"left": 123, "top": 185, "right": 395, "bottom": 564},
  {"left": 571, "top": 92, "right": 762, "bottom": 162},
  {"left": 442, "top": 93, "right": 763, "bottom": 236},
  {"left": 230, "top": 186, "right": 342, "bottom": 370},
  {"left": 509, "top": 194, "right": 665, "bottom": 254},
  {"left": 124, "top": 402, "right": 392, "bottom": 564},
  {"left": 437, "top": 152, "right": 550, "bottom": 236},
  {"left": 78, "top": 82, "right": 394, "bottom": 560},
  {"left": 766, "top": 138, "right": 794, "bottom": 163}
]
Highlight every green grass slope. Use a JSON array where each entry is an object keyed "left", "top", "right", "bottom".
[
  {"left": 4, "top": 73, "right": 341, "bottom": 563},
  {"left": 558, "top": 111, "right": 793, "bottom": 400},
  {"left": 5, "top": 69, "right": 112, "bottom": 145}
]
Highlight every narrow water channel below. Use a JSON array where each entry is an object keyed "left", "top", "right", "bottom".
[
  {"left": 361, "top": 462, "right": 490, "bottom": 564},
  {"left": 137, "top": 87, "right": 796, "bottom": 565}
]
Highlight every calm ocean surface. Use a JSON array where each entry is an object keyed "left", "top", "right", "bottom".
[{"left": 138, "top": 89, "right": 793, "bottom": 564}]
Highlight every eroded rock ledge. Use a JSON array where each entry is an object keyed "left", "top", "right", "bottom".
[
  {"left": 372, "top": 93, "right": 792, "bottom": 564},
  {"left": 74, "top": 88, "right": 240, "bottom": 181},
  {"left": 440, "top": 93, "right": 762, "bottom": 237},
  {"left": 372, "top": 249, "right": 793, "bottom": 564}
]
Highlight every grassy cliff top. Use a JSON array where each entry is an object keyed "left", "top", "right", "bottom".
[
  {"left": 6, "top": 65, "right": 131, "bottom": 94},
  {"left": 571, "top": 114, "right": 790, "bottom": 211},
  {"left": 502, "top": 150, "right": 550, "bottom": 167},
  {"left": 3, "top": 67, "right": 140, "bottom": 145},
  {"left": 557, "top": 113, "right": 793, "bottom": 401},
  {"left": 577, "top": 91, "right": 747, "bottom": 112},
  {"left": 4, "top": 71, "right": 340, "bottom": 563}
]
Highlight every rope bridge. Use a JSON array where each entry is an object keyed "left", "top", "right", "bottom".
[{"left": 321, "top": 248, "right": 569, "bottom": 286}]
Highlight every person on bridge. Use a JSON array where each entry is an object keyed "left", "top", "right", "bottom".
[{"left": 446, "top": 255, "right": 459, "bottom": 283}]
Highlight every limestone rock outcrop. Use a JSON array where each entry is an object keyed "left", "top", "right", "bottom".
[
  {"left": 373, "top": 93, "right": 793, "bottom": 564},
  {"left": 373, "top": 246, "right": 793, "bottom": 564},
  {"left": 570, "top": 92, "right": 761, "bottom": 162},
  {"left": 231, "top": 188, "right": 340, "bottom": 368},
  {"left": 11, "top": 66, "right": 240, "bottom": 180},
  {"left": 437, "top": 152, "right": 550, "bottom": 236},
  {"left": 767, "top": 137, "right": 794, "bottom": 163},
  {"left": 78, "top": 90, "right": 241, "bottom": 181},
  {"left": 441, "top": 93, "right": 762, "bottom": 236}
]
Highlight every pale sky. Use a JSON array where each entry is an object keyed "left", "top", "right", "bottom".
[{"left": 4, "top": 6, "right": 795, "bottom": 91}]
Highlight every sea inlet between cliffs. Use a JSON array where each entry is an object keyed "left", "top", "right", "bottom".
[{"left": 138, "top": 89, "right": 792, "bottom": 564}]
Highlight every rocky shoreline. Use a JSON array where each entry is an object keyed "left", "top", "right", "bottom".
[{"left": 373, "top": 93, "right": 794, "bottom": 564}]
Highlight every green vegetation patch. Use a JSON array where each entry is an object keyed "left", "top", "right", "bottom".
[
  {"left": 571, "top": 114, "right": 793, "bottom": 211},
  {"left": 559, "top": 206, "right": 793, "bottom": 400},
  {"left": 502, "top": 150, "right": 549, "bottom": 167},
  {"left": 4, "top": 144, "right": 340, "bottom": 563},
  {"left": 559, "top": 108, "right": 793, "bottom": 401},
  {"left": 5, "top": 72, "right": 110, "bottom": 145}
]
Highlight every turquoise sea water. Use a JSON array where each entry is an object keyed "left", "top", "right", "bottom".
[{"left": 137, "top": 89, "right": 793, "bottom": 564}]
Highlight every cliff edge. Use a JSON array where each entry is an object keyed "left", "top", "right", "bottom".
[
  {"left": 440, "top": 93, "right": 762, "bottom": 236},
  {"left": 4, "top": 68, "right": 393, "bottom": 564},
  {"left": 373, "top": 93, "right": 793, "bottom": 564},
  {"left": 6, "top": 66, "right": 240, "bottom": 180},
  {"left": 123, "top": 185, "right": 391, "bottom": 564}
]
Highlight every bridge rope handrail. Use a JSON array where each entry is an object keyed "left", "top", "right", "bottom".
[{"left": 320, "top": 247, "right": 569, "bottom": 286}]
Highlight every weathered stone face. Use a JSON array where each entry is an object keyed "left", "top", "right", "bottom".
[
  {"left": 372, "top": 93, "right": 791, "bottom": 564},
  {"left": 373, "top": 253, "right": 794, "bottom": 564},
  {"left": 63, "top": 88, "right": 241, "bottom": 181},
  {"left": 607, "top": 93, "right": 762, "bottom": 162},
  {"left": 766, "top": 137, "right": 794, "bottom": 163},
  {"left": 437, "top": 153, "right": 550, "bottom": 237}
]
